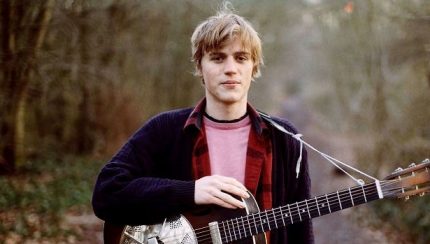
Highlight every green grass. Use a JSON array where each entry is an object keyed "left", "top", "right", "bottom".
[{"left": 0, "top": 158, "right": 105, "bottom": 241}]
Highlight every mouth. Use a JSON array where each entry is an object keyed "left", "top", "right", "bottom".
[
  {"left": 221, "top": 80, "right": 240, "bottom": 85},
  {"left": 220, "top": 80, "right": 240, "bottom": 89}
]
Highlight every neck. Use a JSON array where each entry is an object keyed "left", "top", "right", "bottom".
[{"left": 205, "top": 99, "right": 248, "bottom": 121}]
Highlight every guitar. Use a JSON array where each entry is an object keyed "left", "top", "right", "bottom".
[{"left": 105, "top": 159, "right": 430, "bottom": 244}]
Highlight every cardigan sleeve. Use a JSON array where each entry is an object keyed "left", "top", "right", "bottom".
[{"left": 92, "top": 113, "right": 196, "bottom": 226}]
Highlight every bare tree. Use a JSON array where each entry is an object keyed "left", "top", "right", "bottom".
[{"left": 0, "top": 0, "right": 55, "bottom": 174}]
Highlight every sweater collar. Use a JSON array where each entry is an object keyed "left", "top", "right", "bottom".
[{"left": 184, "top": 98, "right": 268, "bottom": 134}]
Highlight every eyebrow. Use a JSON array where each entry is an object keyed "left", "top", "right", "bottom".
[{"left": 209, "top": 51, "right": 251, "bottom": 56}]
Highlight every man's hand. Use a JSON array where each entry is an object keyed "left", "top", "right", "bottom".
[{"left": 194, "top": 175, "right": 250, "bottom": 209}]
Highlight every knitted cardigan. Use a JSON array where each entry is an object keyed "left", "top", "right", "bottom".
[{"left": 92, "top": 105, "right": 314, "bottom": 244}]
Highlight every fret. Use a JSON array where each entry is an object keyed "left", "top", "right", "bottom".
[
  {"left": 328, "top": 192, "right": 340, "bottom": 212},
  {"left": 272, "top": 209, "right": 278, "bottom": 229},
  {"left": 366, "top": 182, "right": 381, "bottom": 202},
  {"left": 258, "top": 212, "right": 264, "bottom": 233},
  {"left": 315, "top": 196, "right": 321, "bottom": 216},
  {"left": 240, "top": 217, "right": 247, "bottom": 239},
  {"left": 316, "top": 195, "right": 329, "bottom": 216},
  {"left": 246, "top": 215, "right": 253, "bottom": 237},
  {"left": 341, "top": 189, "right": 354, "bottom": 208},
  {"left": 337, "top": 191, "right": 343, "bottom": 210},
  {"left": 252, "top": 213, "right": 258, "bottom": 235},
  {"left": 296, "top": 202, "right": 302, "bottom": 222},
  {"left": 279, "top": 207, "right": 286, "bottom": 226},
  {"left": 236, "top": 218, "right": 242, "bottom": 240},
  {"left": 233, "top": 218, "right": 238, "bottom": 241},
  {"left": 361, "top": 184, "right": 368, "bottom": 203},
  {"left": 287, "top": 204, "right": 293, "bottom": 224},
  {"left": 349, "top": 188, "right": 355, "bottom": 206},
  {"left": 265, "top": 211, "right": 271, "bottom": 230},
  {"left": 222, "top": 221, "right": 229, "bottom": 243},
  {"left": 325, "top": 194, "right": 332, "bottom": 213},
  {"left": 305, "top": 199, "right": 311, "bottom": 219},
  {"left": 227, "top": 219, "right": 234, "bottom": 242},
  {"left": 307, "top": 198, "right": 319, "bottom": 218}
]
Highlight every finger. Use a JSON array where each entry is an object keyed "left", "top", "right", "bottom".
[
  {"left": 210, "top": 195, "right": 237, "bottom": 209},
  {"left": 221, "top": 176, "right": 248, "bottom": 191},
  {"left": 214, "top": 176, "right": 250, "bottom": 198},
  {"left": 215, "top": 190, "right": 246, "bottom": 209},
  {"left": 221, "top": 184, "right": 250, "bottom": 199}
]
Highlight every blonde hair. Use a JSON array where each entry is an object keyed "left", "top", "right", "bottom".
[{"left": 191, "top": 6, "right": 263, "bottom": 79}]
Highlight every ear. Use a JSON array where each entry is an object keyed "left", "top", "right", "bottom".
[{"left": 196, "top": 64, "right": 203, "bottom": 77}]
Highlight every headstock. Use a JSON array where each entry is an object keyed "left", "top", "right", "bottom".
[{"left": 381, "top": 159, "right": 430, "bottom": 199}]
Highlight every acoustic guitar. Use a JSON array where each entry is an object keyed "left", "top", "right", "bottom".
[{"left": 104, "top": 159, "right": 430, "bottom": 244}]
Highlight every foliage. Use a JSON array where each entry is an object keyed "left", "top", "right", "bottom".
[
  {"left": 0, "top": 158, "right": 104, "bottom": 242},
  {"left": 1, "top": 0, "right": 294, "bottom": 164},
  {"left": 370, "top": 197, "right": 430, "bottom": 244},
  {"left": 0, "top": 0, "right": 429, "bottom": 242},
  {"left": 303, "top": 0, "right": 430, "bottom": 243}
]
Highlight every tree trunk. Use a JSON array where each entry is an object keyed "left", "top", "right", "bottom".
[{"left": 0, "top": 0, "right": 54, "bottom": 174}]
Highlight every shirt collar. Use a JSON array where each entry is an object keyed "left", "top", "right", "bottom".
[{"left": 184, "top": 98, "right": 268, "bottom": 134}]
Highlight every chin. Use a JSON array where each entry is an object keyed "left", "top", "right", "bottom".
[{"left": 219, "top": 97, "right": 243, "bottom": 105}]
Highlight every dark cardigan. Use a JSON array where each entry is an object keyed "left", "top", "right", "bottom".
[{"left": 92, "top": 107, "right": 314, "bottom": 243}]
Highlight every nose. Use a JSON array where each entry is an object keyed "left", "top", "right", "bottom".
[{"left": 223, "top": 57, "right": 238, "bottom": 75}]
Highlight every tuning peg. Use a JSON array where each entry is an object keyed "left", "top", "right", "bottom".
[
  {"left": 404, "top": 196, "right": 410, "bottom": 201},
  {"left": 394, "top": 167, "right": 403, "bottom": 172},
  {"left": 422, "top": 158, "right": 429, "bottom": 164},
  {"left": 408, "top": 163, "right": 416, "bottom": 168},
  {"left": 420, "top": 192, "right": 426, "bottom": 197}
]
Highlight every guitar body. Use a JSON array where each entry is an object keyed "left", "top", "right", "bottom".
[{"left": 106, "top": 193, "right": 267, "bottom": 244}]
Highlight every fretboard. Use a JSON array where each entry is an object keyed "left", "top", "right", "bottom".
[{"left": 217, "top": 182, "right": 381, "bottom": 243}]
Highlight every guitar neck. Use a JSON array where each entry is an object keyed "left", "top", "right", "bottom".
[{"left": 215, "top": 182, "right": 382, "bottom": 243}]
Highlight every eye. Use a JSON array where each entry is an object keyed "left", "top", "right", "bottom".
[
  {"left": 236, "top": 55, "right": 249, "bottom": 62},
  {"left": 238, "top": 56, "right": 247, "bottom": 61},
  {"left": 209, "top": 54, "right": 224, "bottom": 63}
]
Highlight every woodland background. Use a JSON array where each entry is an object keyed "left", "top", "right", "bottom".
[{"left": 0, "top": 0, "right": 429, "bottom": 243}]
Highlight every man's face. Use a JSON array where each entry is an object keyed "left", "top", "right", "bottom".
[{"left": 199, "top": 37, "right": 254, "bottom": 108}]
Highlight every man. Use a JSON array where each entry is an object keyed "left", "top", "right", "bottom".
[{"left": 92, "top": 8, "right": 313, "bottom": 244}]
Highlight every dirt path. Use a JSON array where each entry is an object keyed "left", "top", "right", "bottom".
[{"left": 65, "top": 213, "right": 103, "bottom": 244}]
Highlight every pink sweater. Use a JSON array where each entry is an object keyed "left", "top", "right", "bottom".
[{"left": 203, "top": 116, "right": 251, "bottom": 184}]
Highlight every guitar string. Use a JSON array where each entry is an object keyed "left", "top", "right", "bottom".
[
  {"left": 241, "top": 181, "right": 405, "bottom": 237},
  {"left": 216, "top": 182, "right": 406, "bottom": 243},
  {"left": 148, "top": 181, "right": 404, "bottom": 244},
  {"left": 153, "top": 182, "right": 395, "bottom": 243},
  {"left": 188, "top": 182, "right": 391, "bottom": 243},
  {"left": 159, "top": 190, "right": 401, "bottom": 244},
  {"left": 217, "top": 186, "right": 385, "bottom": 242},
  {"left": 162, "top": 160, "right": 428, "bottom": 242},
  {"left": 139, "top": 178, "right": 396, "bottom": 242},
  {"left": 198, "top": 180, "right": 404, "bottom": 243},
  {"left": 207, "top": 181, "right": 400, "bottom": 242},
  {"left": 257, "top": 181, "right": 402, "bottom": 224}
]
